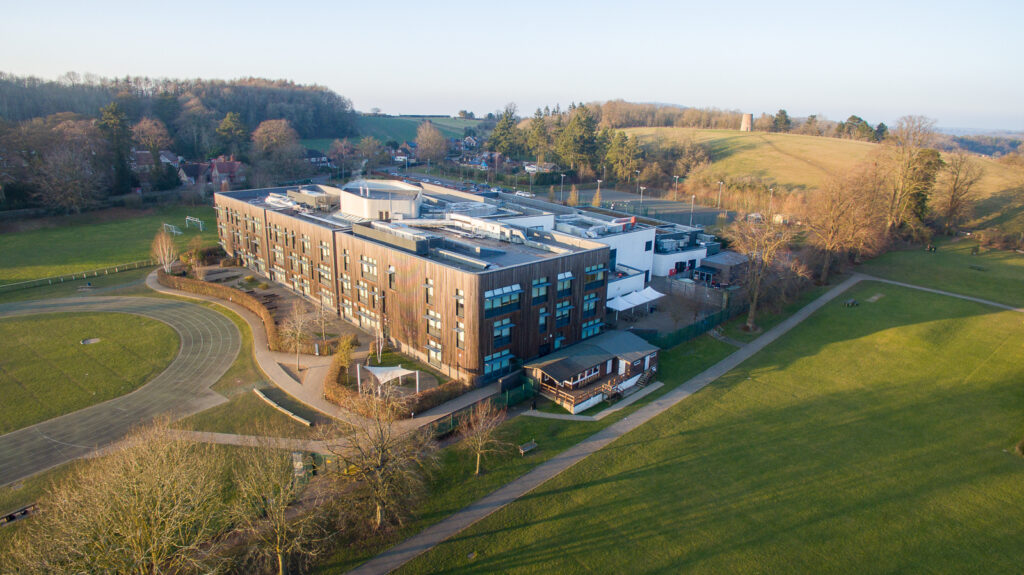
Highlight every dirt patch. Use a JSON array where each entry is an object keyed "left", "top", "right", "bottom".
[
  {"left": 866, "top": 293, "right": 885, "bottom": 303},
  {"left": 0, "top": 207, "right": 157, "bottom": 234},
  {"left": 80, "top": 338, "right": 101, "bottom": 345}
]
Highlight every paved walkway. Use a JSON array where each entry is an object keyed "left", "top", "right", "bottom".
[
  {"left": 863, "top": 275, "right": 1024, "bottom": 313},
  {"left": 0, "top": 296, "right": 240, "bottom": 487},
  {"left": 346, "top": 273, "right": 865, "bottom": 575},
  {"left": 146, "top": 271, "right": 506, "bottom": 433}
]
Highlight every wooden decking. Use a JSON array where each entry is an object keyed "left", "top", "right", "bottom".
[{"left": 539, "top": 372, "right": 640, "bottom": 411}]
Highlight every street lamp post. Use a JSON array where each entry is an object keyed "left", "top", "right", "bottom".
[
  {"left": 689, "top": 194, "right": 696, "bottom": 226},
  {"left": 560, "top": 174, "right": 566, "bottom": 203},
  {"left": 717, "top": 180, "right": 724, "bottom": 209},
  {"left": 596, "top": 179, "right": 602, "bottom": 206},
  {"left": 639, "top": 186, "right": 646, "bottom": 207},
  {"left": 634, "top": 169, "right": 641, "bottom": 198},
  {"left": 673, "top": 175, "right": 680, "bottom": 201},
  {"left": 768, "top": 187, "right": 775, "bottom": 217}
]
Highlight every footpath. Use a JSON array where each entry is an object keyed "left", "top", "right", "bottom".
[{"left": 145, "top": 272, "right": 500, "bottom": 433}]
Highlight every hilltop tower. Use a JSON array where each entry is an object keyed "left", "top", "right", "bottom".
[{"left": 740, "top": 113, "right": 753, "bottom": 132}]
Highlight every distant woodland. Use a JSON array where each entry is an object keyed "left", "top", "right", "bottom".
[{"left": 0, "top": 73, "right": 358, "bottom": 211}]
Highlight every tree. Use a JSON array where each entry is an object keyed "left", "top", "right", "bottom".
[
  {"left": 591, "top": 186, "right": 603, "bottom": 207},
  {"left": 7, "top": 421, "right": 229, "bottom": 574},
  {"left": 314, "top": 302, "right": 335, "bottom": 343},
  {"left": 877, "top": 115, "right": 940, "bottom": 237},
  {"left": 804, "top": 172, "right": 885, "bottom": 284},
  {"left": 567, "top": 184, "right": 579, "bottom": 206},
  {"left": 555, "top": 104, "right": 598, "bottom": 171},
  {"left": 231, "top": 432, "right": 331, "bottom": 575},
  {"left": 216, "top": 111, "right": 249, "bottom": 157},
  {"left": 548, "top": 185, "right": 555, "bottom": 202},
  {"left": 132, "top": 117, "right": 171, "bottom": 154},
  {"left": 487, "top": 104, "right": 523, "bottom": 158},
  {"left": 727, "top": 216, "right": 795, "bottom": 331},
  {"left": 935, "top": 150, "right": 984, "bottom": 234},
  {"left": 180, "top": 235, "right": 205, "bottom": 277},
  {"left": 98, "top": 102, "right": 132, "bottom": 195},
  {"left": 459, "top": 401, "right": 509, "bottom": 476},
  {"left": 28, "top": 120, "right": 104, "bottom": 213},
  {"left": 252, "top": 119, "right": 308, "bottom": 183},
  {"left": 331, "top": 333, "right": 357, "bottom": 385},
  {"left": 152, "top": 229, "right": 178, "bottom": 273},
  {"left": 773, "top": 109, "right": 792, "bottom": 133},
  {"left": 174, "top": 96, "right": 215, "bottom": 160},
  {"left": 415, "top": 121, "right": 447, "bottom": 166},
  {"left": 527, "top": 108, "right": 550, "bottom": 162},
  {"left": 327, "top": 385, "right": 435, "bottom": 531},
  {"left": 357, "top": 136, "right": 385, "bottom": 170},
  {"left": 281, "top": 303, "right": 310, "bottom": 372}
]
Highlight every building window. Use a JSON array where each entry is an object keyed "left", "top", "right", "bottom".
[
  {"left": 483, "top": 349, "right": 513, "bottom": 376},
  {"left": 493, "top": 318, "right": 512, "bottom": 348},
  {"left": 342, "top": 300, "right": 353, "bottom": 320},
  {"left": 318, "top": 263, "right": 332, "bottom": 284},
  {"left": 645, "top": 240, "right": 653, "bottom": 252},
  {"left": 357, "top": 280, "right": 369, "bottom": 304},
  {"left": 554, "top": 336, "right": 566, "bottom": 350},
  {"left": 557, "top": 272, "right": 573, "bottom": 298},
  {"left": 584, "top": 264, "right": 606, "bottom": 289},
  {"left": 272, "top": 245, "right": 284, "bottom": 264},
  {"left": 455, "top": 321, "right": 466, "bottom": 349},
  {"left": 555, "top": 300, "right": 572, "bottom": 327},
  {"left": 484, "top": 284, "right": 522, "bottom": 318},
  {"left": 538, "top": 306, "right": 548, "bottom": 333},
  {"left": 300, "top": 234, "right": 311, "bottom": 253},
  {"left": 425, "top": 278, "right": 435, "bottom": 305},
  {"left": 342, "top": 249, "right": 350, "bottom": 271},
  {"left": 427, "top": 342, "right": 443, "bottom": 368},
  {"left": 427, "top": 310, "right": 442, "bottom": 338},
  {"left": 360, "top": 255, "right": 377, "bottom": 281},
  {"left": 388, "top": 268, "right": 396, "bottom": 290},
  {"left": 300, "top": 256, "right": 311, "bottom": 276},
  {"left": 582, "top": 318, "right": 601, "bottom": 339},
  {"left": 340, "top": 273, "right": 352, "bottom": 296},
  {"left": 319, "top": 241, "right": 331, "bottom": 260},
  {"left": 320, "top": 288, "right": 334, "bottom": 308},
  {"left": 455, "top": 289, "right": 465, "bottom": 317},
  {"left": 531, "top": 277, "right": 549, "bottom": 305},
  {"left": 583, "top": 293, "right": 599, "bottom": 318}
]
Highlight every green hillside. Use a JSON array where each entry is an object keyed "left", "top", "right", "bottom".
[
  {"left": 357, "top": 115, "right": 481, "bottom": 143},
  {"left": 626, "top": 127, "right": 1024, "bottom": 232}
]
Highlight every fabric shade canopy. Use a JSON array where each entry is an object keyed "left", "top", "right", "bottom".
[
  {"left": 606, "top": 287, "right": 665, "bottom": 311},
  {"left": 362, "top": 364, "right": 416, "bottom": 384}
]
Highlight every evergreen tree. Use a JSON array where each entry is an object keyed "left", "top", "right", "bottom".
[
  {"left": 591, "top": 186, "right": 602, "bottom": 207},
  {"left": 486, "top": 104, "right": 522, "bottom": 158},
  {"left": 217, "top": 112, "right": 249, "bottom": 157},
  {"left": 567, "top": 184, "right": 579, "bottom": 206},
  {"left": 773, "top": 109, "right": 792, "bottom": 132},
  {"left": 98, "top": 102, "right": 131, "bottom": 195},
  {"left": 527, "top": 108, "right": 549, "bottom": 162}
]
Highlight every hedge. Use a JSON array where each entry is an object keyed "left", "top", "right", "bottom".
[{"left": 157, "top": 268, "right": 281, "bottom": 351}]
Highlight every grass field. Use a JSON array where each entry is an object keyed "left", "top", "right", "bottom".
[
  {"left": 0, "top": 205, "right": 217, "bottom": 285},
  {"left": 397, "top": 282, "right": 1024, "bottom": 574},
  {"left": 303, "top": 116, "right": 482, "bottom": 151},
  {"left": 626, "top": 127, "right": 1024, "bottom": 231},
  {"left": 316, "top": 335, "right": 736, "bottom": 573},
  {"left": 0, "top": 312, "right": 179, "bottom": 434},
  {"left": 861, "top": 238, "right": 1024, "bottom": 308}
]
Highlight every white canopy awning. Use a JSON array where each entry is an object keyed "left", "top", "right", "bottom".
[
  {"left": 606, "top": 287, "right": 666, "bottom": 311},
  {"left": 362, "top": 364, "right": 416, "bottom": 385}
]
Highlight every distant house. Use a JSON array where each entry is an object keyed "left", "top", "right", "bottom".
[
  {"left": 463, "top": 136, "right": 478, "bottom": 149},
  {"left": 304, "top": 148, "right": 331, "bottom": 168},
  {"left": 525, "top": 162, "right": 557, "bottom": 174},
  {"left": 210, "top": 160, "right": 245, "bottom": 186},
  {"left": 131, "top": 150, "right": 154, "bottom": 172},
  {"left": 178, "top": 162, "right": 210, "bottom": 186},
  {"left": 158, "top": 150, "right": 180, "bottom": 168}
]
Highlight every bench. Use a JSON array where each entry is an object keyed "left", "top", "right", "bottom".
[{"left": 518, "top": 439, "right": 537, "bottom": 456}]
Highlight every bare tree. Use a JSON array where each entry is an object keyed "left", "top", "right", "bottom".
[
  {"left": 727, "top": 215, "right": 795, "bottom": 331},
  {"left": 314, "top": 303, "right": 334, "bottom": 343},
  {"left": 415, "top": 121, "right": 448, "bottom": 167},
  {"left": 804, "top": 172, "right": 885, "bottom": 284},
  {"left": 936, "top": 150, "right": 984, "bottom": 234},
  {"left": 7, "top": 421, "right": 229, "bottom": 574},
  {"left": 151, "top": 229, "right": 178, "bottom": 273},
  {"left": 877, "top": 115, "right": 940, "bottom": 236},
  {"left": 230, "top": 437, "right": 331, "bottom": 575},
  {"left": 327, "top": 386, "right": 435, "bottom": 531},
  {"left": 281, "top": 303, "right": 311, "bottom": 372},
  {"left": 460, "top": 401, "right": 509, "bottom": 476},
  {"left": 132, "top": 117, "right": 171, "bottom": 154}
]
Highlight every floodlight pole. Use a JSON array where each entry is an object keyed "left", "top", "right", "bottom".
[
  {"left": 639, "top": 186, "right": 646, "bottom": 206},
  {"left": 560, "top": 174, "right": 566, "bottom": 203},
  {"left": 689, "top": 194, "right": 696, "bottom": 226},
  {"left": 717, "top": 180, "right": 724, "bottom": 209}
]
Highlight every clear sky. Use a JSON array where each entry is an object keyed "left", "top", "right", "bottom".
[{"left": 2, "top": 0, "right": 1021, "bottom": 131}]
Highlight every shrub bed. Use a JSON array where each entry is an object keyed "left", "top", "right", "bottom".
[{"left": 156, "top": 269, "right": 281, "bottom": 350}]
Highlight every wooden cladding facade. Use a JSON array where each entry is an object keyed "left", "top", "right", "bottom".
[{"left": 216, "top": 192, "right": 611, "bottom": 385}]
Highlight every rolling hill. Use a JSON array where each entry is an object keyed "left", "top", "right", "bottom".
[
  {"left": 625, "top": 127, "right": 1024, "bottom": 232},
  {"left": 302, "top": 115, "right": 484, "bottom": 153}
]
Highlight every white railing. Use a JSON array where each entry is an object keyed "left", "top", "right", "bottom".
[{"left": 0, "top": 259, "right": 157, "bottom": 294}]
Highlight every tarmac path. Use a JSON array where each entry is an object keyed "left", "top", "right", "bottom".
[{"left": 0, "top": 296, "right": 240, "bottom": 487}]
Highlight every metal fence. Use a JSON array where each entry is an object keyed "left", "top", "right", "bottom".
[
  {"left": 0, "top": 260, "right": 157, "bottom": 294},
  {"left": 636, "top": 306, "right": 745, "bottom": 349},
  {"left": 427, "top": 379, "right": 539, "bottom": 438}
]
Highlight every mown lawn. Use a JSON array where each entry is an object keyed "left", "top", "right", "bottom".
[
  {"left": 316, "top": 335, "right": 736, "bottom": 573},
  {"left": 0, "top": 312, "right": 179, "bottom": 434},
  {"left": 0, "top": 266, "right": 155, "bottom": 304},
  {"left": 0, "top": 205, "right": 216, "bottom": 285},
  {"left": 861, "top": 238, "right": 1024, "bottom": 308},
  {"left": 397, "top": 282, "right": 1024, "bottom": 574}
]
